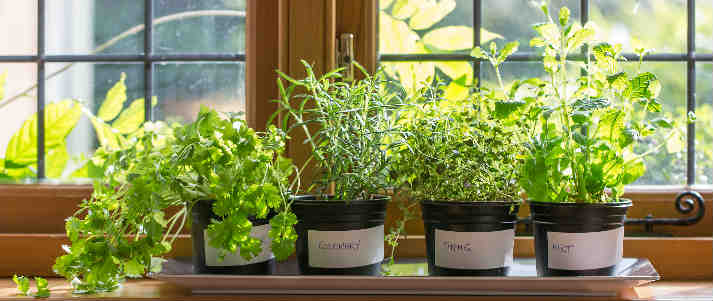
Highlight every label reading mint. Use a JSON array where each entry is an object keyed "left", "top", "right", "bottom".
[
  {"left": 435, "top": 229, "right": 514, "bottom": 270},
  {"left": 547, "top": 227, "right": 624, "bottom": 270},
  {"left": 204, "top": 223, "right": 274, "bottom": 267},
  {"left": 308, "top": 225, "right": 384, "bottom": 268}
]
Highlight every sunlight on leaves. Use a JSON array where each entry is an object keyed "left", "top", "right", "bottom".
[
  {"left": 423, "top": 26, "right": 502, "bottom": 51},
  {"left": 409, "top": 0, "right": 456, "bottom": 30},
  {"left": 97, "top": 72, "right": 127, "bottom": 121}
]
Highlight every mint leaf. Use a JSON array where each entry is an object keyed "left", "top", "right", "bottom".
[
  {"left": 13, "top": 275, "right": 30, "bottom": 296},
  {"left": 34, "top": 277, "right": 50, "bottom": 298}
]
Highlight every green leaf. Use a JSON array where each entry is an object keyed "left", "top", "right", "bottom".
[
  {"left": 124, "top": 259, "right": 145, "bottom": 277},
  {"left": 607, "top": 72, "right": 628, "bottom": 91},
  {"left": 494, "top": 100, "right": 527, "bottom": 119},
  {"left": 13, "top": 275, "right": 30, "bottom": 296},
  {"left": 572, "top": 97, "right": 610, "bottom": 111},
  {"left": 90, "top": 116, "right": 122, "bottom": 149},
  {"left": 470, "top": 47, "right": 487, "bottom": 59},
  {"left": 46, "top": 145, "right": 69, "bottom": 178},
  {"left": 391, "top": 0, "right": 424, "bottom": 20},
  {"left": 622, "top": 159, "right": 645, "bottom": 185},
  {"left": 112, "top": 97, "right": 156, "bottom": 134},
  {"left": 409, "top": 0, "right": 455, "bottom": 30},
  {"left": 435, "top": 61, "right": 473, "bottom": 84},
  {"left": 626, "top": 72, "right": 658, "bottom": 100},
  {"left": 379, "top": 12, "right": 420, "bottom": 54},
  {"left": 533, "top": 23, "right": 560, "bottom": 49},
  {"left": 559, "top": 6, "right": 570, "bottom": 26},
  {"left": 651, "top": 117, "right": 673, "bottom": 129},
  {"left": 423, "top": 26, "right": 502, "bottom": 51},
  {"left": 0, "top": 72, "right": 7, "bottom": 99},
  {"left": 34, "top": 277, "right": 50, "bottom": 298},
  {"left": 497, "top": 41, "right": 520, "bottom": 63},
  {"left": 97, "top": 73, "right": 127, "bottom": 121},
  {"left": 567, "top": 27, "right": 595, "bottom": 51},
  {"left": 5, "top": 100, "right": 81, "bottom": 168},
  {"left": 442, "top": 76, "right": 469, "bottom": 101}
]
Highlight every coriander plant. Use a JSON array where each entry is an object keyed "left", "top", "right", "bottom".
[
  {"left": 272, "top": 61, "right": 407, "bottom": 201},
  {"left": 509, "top": 4, "right": 681, "bottom": 203}
]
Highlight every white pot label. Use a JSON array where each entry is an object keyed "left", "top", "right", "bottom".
[
  {"left": 434, "top": 228, "right": 514, "bottom": 270},
  {"left": 204, "top": 223, "right": 274, "bottom": 267},
  {"left": 547, "top": 227, "right": 624, "bottom": 270},
  {"left": 308, "top": 225, "right": 384, "bottom": 268}
]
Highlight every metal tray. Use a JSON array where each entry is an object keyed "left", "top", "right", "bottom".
[{"left": 152, "top": 257, "right": 659, "bottom": 297}]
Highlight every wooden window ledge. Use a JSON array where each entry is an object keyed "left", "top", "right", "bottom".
[{"left": 0, "top": 279, "right": 710, "bottom": 301}]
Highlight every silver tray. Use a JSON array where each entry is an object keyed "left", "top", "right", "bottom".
[{"left": 152, "top": 257, "right": 659, "bottom": 296}]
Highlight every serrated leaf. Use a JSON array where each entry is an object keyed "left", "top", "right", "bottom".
[
  {"left": 572, "top": 97, "right": 610, "bottom": 111},
  {"left": 423, "top": 26, "right": 502, "bottom": 51},
  {"left": 97, "top": 73, "right": 127, "bottom": 121},
  {"left": 409, "top": 0, "right": 455, "bottom": 30},
  {"left": 607, "top": 72, "right": 628, "bottom": 91}
]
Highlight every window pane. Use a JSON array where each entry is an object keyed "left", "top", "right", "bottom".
[
  {"left": 153, "top": 0, "right": 246, "bottom": 54},
  {"left": 483, "top": 0, "right": 581, "bottom": 53},
  {"left": 0, "top": 63, "right": 37, "bottom": 180},
  {"left": 46, "top": 0, "right": 144, "bottom": 55},
  {"left": 591, "top": 0, "right": 686, "bottom": 53},
  {"left": 0, "top": 0, "right": 37, "bottom": 55},
  {"left": 696, "top": 62, "right": 712, "bottom": 184},
  {"left": 45, "top": 63, "right": 144, "bottom": 180},
  {"left": 697, "top": 0, "right": 713, "bottom": 53},
  {"left": 154, "top": 62, "right": 245, "bottom": 123},
  {"left": 379, "top": 0, "right": 474, "bottom": 55},
  {"left": 625, "top": 62, "right": 687, "bottom": 185}
]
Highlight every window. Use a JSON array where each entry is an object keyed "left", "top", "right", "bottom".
[
  {"left": 378, "top": 0, "right": 712, "bottom": 188},
  {"left": 0, "top": 0, "right": 246, "bottom": 180}
]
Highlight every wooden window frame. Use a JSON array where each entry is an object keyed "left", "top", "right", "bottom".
[{"left": 0, "top": 0, "right": 710, "bottom": 281}]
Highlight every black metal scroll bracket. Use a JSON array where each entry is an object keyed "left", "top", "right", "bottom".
[
  {"left": 516, "top": 191, "right": 706, "bottom": 234},
  {"left": 624, "top": 190, "right": 706, "bottom": 233}
]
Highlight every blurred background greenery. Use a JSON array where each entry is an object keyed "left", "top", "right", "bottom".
[{"left": 378, "top": 0, "right": 712, "bottom": 186}]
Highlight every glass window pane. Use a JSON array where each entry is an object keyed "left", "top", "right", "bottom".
[
  {"left": 154, "top": 62, "right": 245, "bottom": 123},
  {"left": 697, "top": 0, "right": 712, "bottom": 53},
  {"left": 0, "top": 0, "right": 37, "bottom": 55},
  {"left": 483, "top": 0, "right": 581, "bottom": 53},
  {"left": 0, "top": 63, "right": 37, "bottom": 180},
  {"left": 625, "top": 62, "right": 687, "bottom": 185},
  {"left": 45, "top": 63, "right": 144, "bottom": 180},
  {"left": 696, "top": 62, "right": 712, "bottom": 184},
  {"left": 591, "top": 0, "right": 686, "bottom": 53},
  {"left": 46, "top": 0, "right": 144, "bottom": 55},
  {"left": 379, "top": 0, "right": 474, "bottom": 55},
  {"left": 153, "top": 0, "right": 246, "bottom": 54}
]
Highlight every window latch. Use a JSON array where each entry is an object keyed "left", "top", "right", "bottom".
[{"left": 336, "top": 33, "right": 355, "bottom": 81}]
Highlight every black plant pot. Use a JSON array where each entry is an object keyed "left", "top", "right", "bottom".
[
  {"left": 292, "top": 195, "right": 389, "bottom": 275},
  {"left": 530, "top": 200, "right": 632, "bottom": 276},
  {"left": 421, "top": 200, "right": 520, "bottom": 276},
  {"left": 191, "top": 200, "right": 276, "bottom": 274}
]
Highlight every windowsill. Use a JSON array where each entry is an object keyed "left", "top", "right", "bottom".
[{"left": 0, "top": 278, "right": 710, "bottom": 300}]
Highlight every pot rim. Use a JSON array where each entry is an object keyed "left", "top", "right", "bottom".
[
  {"left": 291, "top": 194, "right": 390, "bottom": 204},
  {"left": 527, "top": 198, "right": 632, "bottom": 207},
  {"left": 420, "top": 199, "right": 522, "bottom": 206}
]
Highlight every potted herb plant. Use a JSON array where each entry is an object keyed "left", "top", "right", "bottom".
[
  {"left": 272, "top": 61, "right": 406, "bottom": 275},
  {"left": 509, "top": 5, "right": 678, "bottom": 276},
  {"left": 390, "top": 42, "right": 525, "bottom": 276},
  {"left": 170, "top": 107, "right": 297, "bottom": 275},
  {"left": 54, "top": 106, "right": 298, "bottom": 293}
]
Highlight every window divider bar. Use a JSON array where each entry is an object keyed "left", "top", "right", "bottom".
[
  {"left": 474, "top": 0, "right": 481, "bottom": 87},
  {"left": 144, "top": 0, "right": 153, "bottom": 122},
  {"left": 686, "top": 0, "right": 696, "bottom": 186},
  {"left": 36, "top": 0, "right": 46, "bottom": 180}
]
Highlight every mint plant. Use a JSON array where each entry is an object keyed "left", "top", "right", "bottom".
[{"left": 507, "top": 5, "right": 679, "bottom": 203}]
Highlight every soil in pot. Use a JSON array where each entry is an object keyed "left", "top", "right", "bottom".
[
  {"left": 421, "top": 200, "right": 520, "bottom": 276},
  {"left": 292, "top": 195, "right": 389, "bottom": 275},
  {"left": 191, "top": 200, "right": 276, "bottom": 274},
  {"left": 530, "top": 200, "right": 632, "bottom": 276}
]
